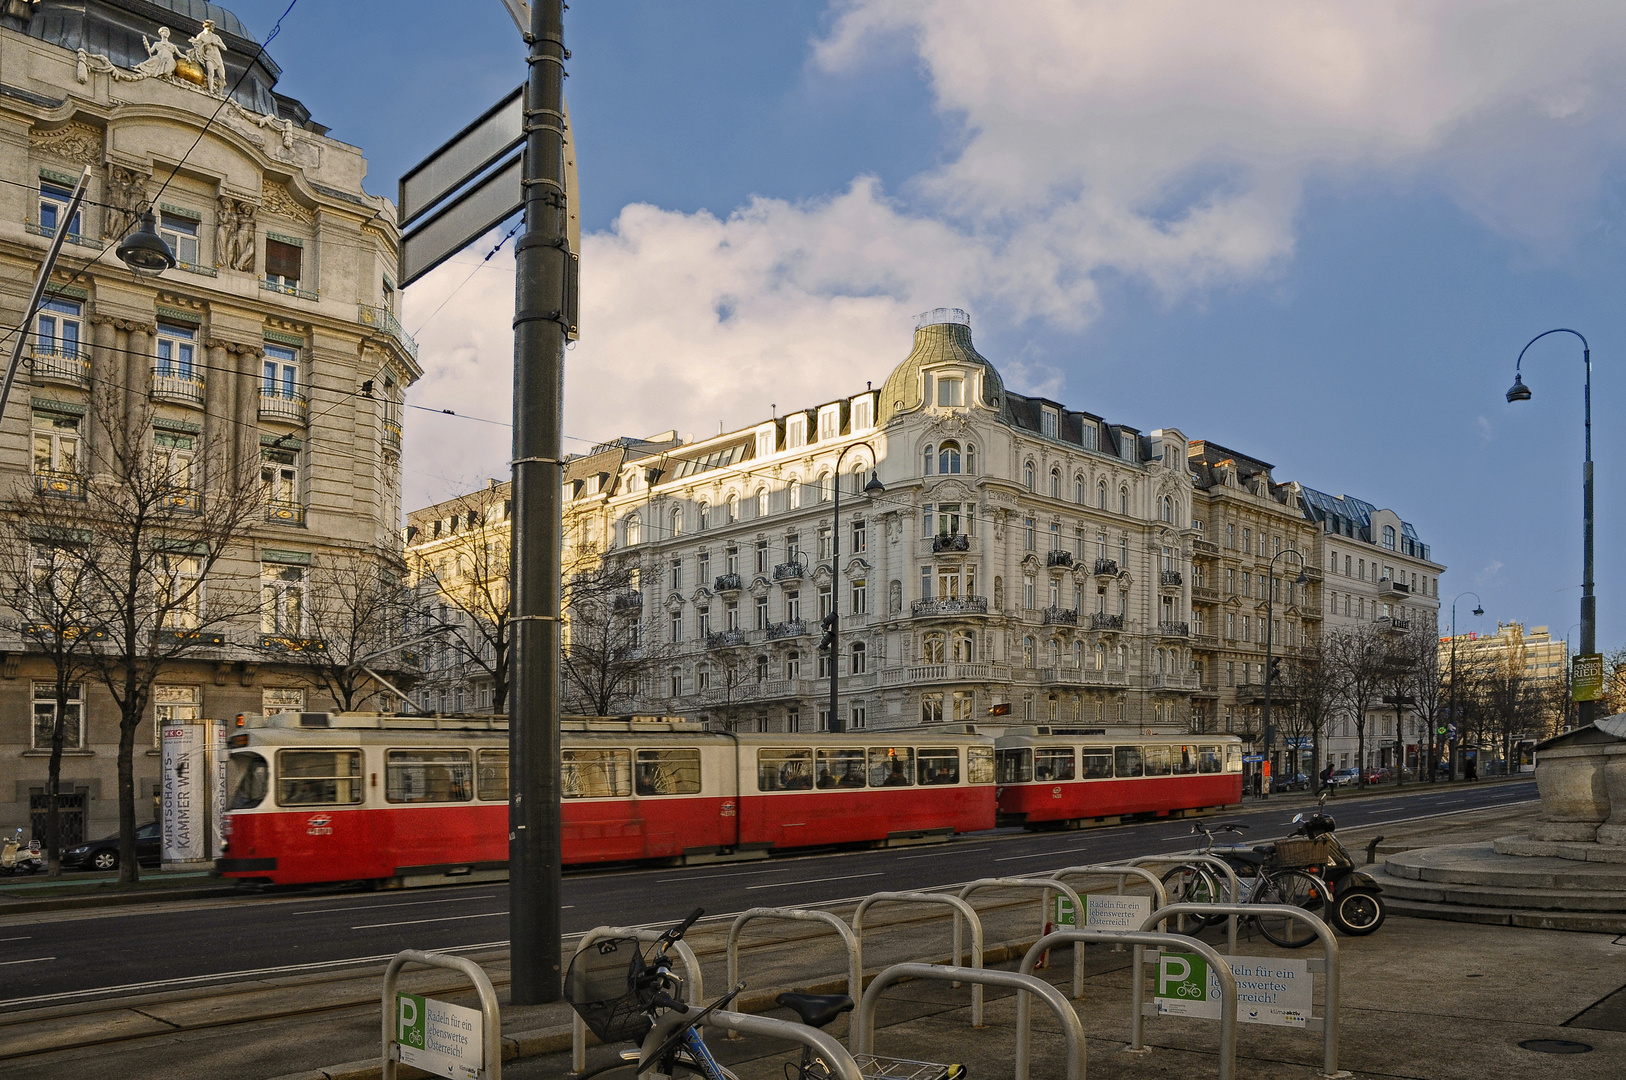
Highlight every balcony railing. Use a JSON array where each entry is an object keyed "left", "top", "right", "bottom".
[
  {"left": 260, "top": 277, "right": 319, "bottom": 301},
  {"left": 1191, "top": 538, "right": 1219, "bottom": 557},
  {"left": 1157, "top": 621, "right": 1190, "bottom": 637},
  {"left": 382, "top": 418, "right": 402, "bottom": 453},
  {"left": 931, "top": 533, "right": 970, "bottom": 553},
  {"left": 1160, "top": 569, "right": 1183, "bottom": 587},
  {"left": 25, "top": 221, "right": 99, "bottom": 248},
  {"left": 358, "top": 304, "right": 420, "bottom": 361},
  {"left": 1378, "top": 577, "right": 1411, "bottom": 596},
  {"left": 611, "top": 590, "right": 643, "bottom": 611},
  {"left": 767, "top": 619, "right": 808, "bottom": 639},
  {"left": 34, "top": 470, "right": 84, "bottom": 499},
  {"left": 265, "top": 499, "right": 306, "bottom": 526},
  {"left": 714, "top": 573, "right": 743, "bottom": 593},
  {"left": 259, "top": 388, "right": 308, "bottom": 424},
  {"left": 1042, "top": 606, "right": 1078, "bottom": 626},
  {"left": 1149, "top": 672, "right": 1202, "bottom": 691},
  {"left": 911, "top": 596, "right": 989, "bottom": 617},
  {"left": 151, "top": 364, "right": 204, "bottom": 405},
  {"left": 1089, "top": 612, "right": 1124, "bottom": 631},
  {"left": 259, "top": 634, "right": 325, "bottom": 652},
  {"left": 163, "top": 488, "right": 202, "bottom": 514},
  {"left": 1046, "top": 549, "right": 1073, "bottom": 568},
  {"left": 29, "top": 346, "right": 89, "bottom": 386},
  {"left": 1191, "top": 585, "right": 1220, "bottom": 604},
  {"left": 1040, "top": 665, "right": 1128, "bottom": 688},
  {"left": 705, "top": 629, "right": 748, "bottom": 649},
  {"left": 1093, "top": 558, "right": 1118, "bottom": 576},
  {"left": 1379, "top": 616, "right": 1410, "bottom": 635},
  {"left": 882, "top": 661, "right": 1007, "bottom": 686},
  {"left": 1192, "top": 632, "right": 1220, "bottom": 649},
  {"left": 773, "top": 561, "right": 805, "bottom": 582}
]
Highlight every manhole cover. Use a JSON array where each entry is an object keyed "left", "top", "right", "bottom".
[{"left": 1519, "top": 1039, "right": 1593, "bottom": 1054}]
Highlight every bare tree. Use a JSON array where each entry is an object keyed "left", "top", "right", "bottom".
[
  {"left": 1279, "top": 634, "right": 1337, "bottom": 790},
  {"left": 412, "top": 490, "right": 513, "bottom": 713},
  {"left": 269, "top": 550, "right": 414, "bottom": 712},
  {"left": 560, "top": 560, "right": 670, "bottom": 715},
  {"left": 1326, "top": 624, "right": 1393, "bottom": 785}
]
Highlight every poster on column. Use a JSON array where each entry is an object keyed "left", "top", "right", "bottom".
[
  {"left": 161, "top": 723, "right": 205, "bottom": 862},
  {"left": 1155, "top": 951, "right": 1311, "bottom": 1027}
]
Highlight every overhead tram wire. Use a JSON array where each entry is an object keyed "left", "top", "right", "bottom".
[{"left": 408, "top": 220, "right": 523, "bottom": 339}]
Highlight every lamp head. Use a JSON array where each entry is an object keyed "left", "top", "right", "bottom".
[
  {"left": 1295, "top": 570, "right": 1308, "bottom": 585},
  {"left": 1473, "top": 605, "right": 1483, "bottom": 617},
  {"left": 1506, "top": 373, "right": 1532, "bottom": 403},
  {"left": 863, "top": 470, "right": 885, "bottom": 496},
  {"left": 117, "top": 210, "right": 175, "bottom": 276}
]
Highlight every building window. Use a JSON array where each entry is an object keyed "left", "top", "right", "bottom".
[
  {"left": 156, "top": 322, "right": 196, "bottom": 380},
  {"left": 698, "top": 605, "right": 711, "bottom": 637},
  {"left": 1119, "top": 487, "right": 1129, "bottom": 514},
  {"left": 850, "top": 640, "right": 866, "bottom": 674},
  {"left": 755, "top": 596, "right": 768, "bottom": 629},
  {"left": 936, "top": 377, "right": 964, "bottom": 406},
  {"left": 159, "top": 212, "right": 200, "bottom": 268},
  {"left": 1074, "top": 474, "right": 1085, "bottom": 504},
  {"left": 786, "top": 415, "right": 806, "bottom": 447},
  {"left": 850, "top": 702, "right": 867, "bottom": 729},
  {"left": 1041, "top": 408, "right": 1059, "bottom": 439},
  {"left": 1383, "top": 525, "right": 1397, "bottom": 550},
  {"left": 261, "top": 562, "right": 306, "bottom": 635},
  {"left": 31, "top": 681, "right": 84, "bottom": 750},
  {"left": 670, "top": 610, "right": 682, "bottom": 643},
  {"left": 265, "top": 237, "right": 304, "bottom": 290},
  {"left": 670, "top": 557, "right": 683, "bottom": 590},
  {"left": 819, "top": 409, "right": 838, "bottom": 441},
  {"left": 727, "top": 494, "right": 738, "bottom": 522},
  {"left": 786, "top": 589, "right": 801, "bottom": 622},
  {"left": 153, "top": 684, "right": 201, "bottom": 747},
  {"left": 670, "top": 507, "right": 684, "bottom": 536},
  {"left": 1161, "top": 495, "right": 1173, "bottom": 523},
  {"left": 1024, "top": 576, "right": 1036, "bottom": 609},
  {"left": 32, "top": 409, "right": 81, "bottom": 478},
  {"left": 786, "top": 650, "right": 801, "bottom": 679},
  {"left": 922, "top": 632, "right": 945, "bottom": 662},
  {"left": 1024, "top": 517, "right": 1036, "bottom": 550},
  {"left": 263, "top": 687, "right": 306, "bottom": 716},
  {"left": 851, "top": 578, "right": 867, "bottom": 615},
  {"left": 38, "top": 181, "right": 82, "bottom": 239},
  {"left": 852, "top": 397, "right": 872, "bottom": 430},
  {"left": 698, "top": 502, "right": 710, "bottom": 530},
  {"left": 724, "top": 600, "right": 739, "bottom": 631},
  {"left": 156, "top": 550, "right": 202, "bottom": 629},
  {"left": 625, "top": 514, "right": 641, "bottom": 545},
  {"left": 1024, "top": 461, "right": 1036, "bottom": 490},
  {"left": 1049, "top": 467, "right": 1061, "bottom": 498},
  {"left": 938, "top": 441, "right": 961, "bottom": 474},
  {"left": 261, "top": 348, "right": 299, "bottom": 397},
  {"left": 852, "top": 519, "right": 866, "bottom": 553},
  {"left": 965, "top": 443, "right": 976, "bottom": 474},
  {"left": 923, "top": 444, "right": 935, "bottom": 475},
  {"left": 921, "top": 693, "right": 944, "bottom": 723},
  {"left": 951, "top": 629, "right": 976, "bottom": 662},
  {"left": 756, "top": 487, "right": 769, "bottom": 517},
  {"left": 36, "top": 297, "right": 82, "bottom": 362},
  {"left": 261, "top": 445, "right": 298, "bottom": 509},
  {"left": 1097, "top": 480, "right": 1107, "bottom": 509}
]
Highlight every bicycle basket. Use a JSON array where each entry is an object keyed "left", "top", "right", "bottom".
[
  {"left": 565, "top": 937, "right": 656, "bottom": 1044},
  {"left": 1274, "top": 837, "right": 1333, "bottom": 867}
]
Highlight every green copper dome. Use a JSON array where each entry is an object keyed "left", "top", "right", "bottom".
[{"left": 878, "top": 308, "right": 1008, "bottom": 426}]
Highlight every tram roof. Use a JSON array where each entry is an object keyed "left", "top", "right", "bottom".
[{"left": 234, "top": 712, "right": 702, "bottom": 733}]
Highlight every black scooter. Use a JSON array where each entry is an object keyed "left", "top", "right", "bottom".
[{"left": 1289, "top": 790, "right": 1386, "bottom": 935}]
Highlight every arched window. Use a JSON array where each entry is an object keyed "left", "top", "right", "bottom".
[
  {"left": 965, "top": 444, "right": 976, "bottom": 474},
  {"left": 786, "top": 649, "right": 800, "bottom": 679},
  {"left": 951, "top": 629, "right": 975, "bottom": 662},
  {"left": 1094, "top": 642, "right": 1106, "bottom": 670},
  {"left": 789, "top": 477, "right": 802, "bottom": 509},
  {"left": 1097, "top": 480, "right": 1108, "bottom": 509},
  {"left": 726, "top": 495, "right": 738, "bottom": 523},
  {"left": 850, "top": 640, "right": 866, "bottom": 674},
  {"left": 1161, "top": 495, "right": 1172, "bottom": 523},
  {"left": 1024, "top": 461, "right": 1036, "bottom": 490},
  {"left": 1155, "top": 648, "right": 1165, "bottom": 674},
  {"left": 670, "top": 506, "right": 684, "bottom": 536},
  {"left": 1074, "top": 474, "right": 1085, "bottom": 504},
  {"left": 1022, "top": 635, "right": 1036, "bottom": 668},
  {"left": 939, "top": 441, "right": 961, "bottom": 474},
  {"left": 756, "top": 487, "right": 769, "bottom": 518},
  {"left": 1049, "top": 467, "right": 1061, "bottom": 498},
  {"left": 698, "top": 502, "right": 711, "bottom": 530},
  {"left": 1382, "top": 524, "right": 1396, "bottom": 550},
  {"left": 817, "top": 472, "right": 833, "bottom": 502},
  {"left": 1119, "top": 487, "right": 1129, "bottom": 515},
  {"left": 625, "top": 513, "right": 641, "bottom": 546},
  {"left": 922, "top": 632, "right": 946, "bottom": 663},
  {"left": 1072, "top": 641, "right": 1083, "bottom": 668},
  {"left": 1048, "top": 639, "right": 1060, "bottom": 667},
  {"left": 849, "top": 464, "right": 867, "bottom": 494},
  {"left": 923, "top": 444, "right": 935, "bottom": 476},
  {"left": 755, "top": 655, "right": 769, "bottom": 681}
]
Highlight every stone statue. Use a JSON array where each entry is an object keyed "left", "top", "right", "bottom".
[
  {"left": 104, "top": 165, "right": 146, "bottom": 239},
  {"left": 134, "top": 27, "right": 182, "bottom": 79},
  {"left": 215, "top": 196, "right": 238, "bottom": 268},
  {"left": 993, "top": 576, "right": 1004, "bottom": 610},
  {"left": 188, "top": 20, "right": 228, "bottom": 96},
  {"left": 888, "top": 580, "right": 902, "bottom": 615},
  {"left": 232, "top": 201, "right": 256, "bottom": 272}
]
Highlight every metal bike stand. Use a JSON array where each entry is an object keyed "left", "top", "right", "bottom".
[
  {"left": 639, "top": 1006, "right": 865, "bottom": 1080},
  {"left": 569, "top": 927, "right": 705, "bottom": 1074},
  {"left": 956, "top": 877, "right": 1086, "bottom": 999},
  {"left": 725, "top": 907, "right": 861, "bottom": 1044},
  {"left": 852, "top": 891, "right": 985, "bottom": 1027},
  {"left": 855, "top": 963, "right": 1086, "bottom": 1080},
  {"left": 1123, "top": 854, "right": 1243, "bottom": 954},
  {"left": 1041, "top": 864, "right": 1171, "bottom": 952},
  {"left": 1013, "top": 930, "right": 1236, "bottom": 1080},
  {"left": 1141, "top": 903, "right": 1348, "bottom": 1079},
  {"left": 381, "top": 950, "right": 503, "bottom": 1080}
]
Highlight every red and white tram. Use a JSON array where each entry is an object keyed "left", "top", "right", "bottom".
[
  {"left": 217, "top": 713, "right": 997, "bottom": 886},
  {"left": 993, "top": 731, "right": 1244, "bottom": 827}
]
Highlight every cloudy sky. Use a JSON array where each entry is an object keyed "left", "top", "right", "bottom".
[{"left": 233, "top": 0, "right": 1626, "bottom": 651}]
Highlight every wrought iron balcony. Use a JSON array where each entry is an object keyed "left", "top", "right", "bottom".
[
  {"left": 25, "top": 221, "right": 98, "bottom": 248},
  {"left": 382, "top": 418, "right": 402, "bottom": 453},
  {"left": 259, "top": 634, "right": 325, "bottom": 652},
  {"left": 1192, "top": 632, "right": 1220, "bottom": 649},
  {"left": 1157, "top": 621, "right": 1191, "bottom": 637},
  {"left": 260, "top": 277, "right": 319, "bottom": 301},
  {"left": 911, "top": 596, "right": 989, "bottom": 617},
  {"left": 1379, "top": 616, "right": 1410, "bottom": 635},
  {"left": 714, "top": 573, "right": 743, "bottom": 593},
  {"left": 1191, "top": 538, "right": 1219, "bottom": 557},
  {"left": 1160, "top": 569, "right": 1183, "bottom": 587},
  {"left": 1042, "top": 606, "right": 1079, "bottom": 626},
  {"left": 265, "top": 499, "right": 306, "bottom": 526},
  {"left": 1046, "top": 549, "right": 1074, "bottom": 568},
  {"left": 259, "top": 388, "right": 308, "bottom": 424},
  {"left": 1089, "top": 612, "right": 1124, "bottom": 631},
  {"left": 1093, "top": 558, "right": 1118, "bottom": 576},
  {"left": 773, "top": 561, "right": 805, "bottom": 582},
  {"left": 358, "top": 304, "right": 420, "bottom": 361},
  {"left": 766, "top": 619, "right": 808, "bottom": 639},
  {"left": 34, "top": 470, "right": 84, "bottom": 499},
  {"left": 705, "top": 630, "right": 748, "bottom": 649},
  {"left": 611, "top": 590, "right": 643, "bottom": 611},
  {"left": 162, "top": 488, "right": 201, "bottom": 513},
  {"left": 150, "top": 364, "right": 204, "bottom": 405},
  {"left": 29, "top": 345, "right": 89, "bottom": 387},
  {"left": 932, "top": 533, "right": 970, "bottom": 553}
]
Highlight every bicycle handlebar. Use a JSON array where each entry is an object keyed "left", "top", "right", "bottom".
[{"left": 661, "top": 907, "right": 704, "bottom": 945}]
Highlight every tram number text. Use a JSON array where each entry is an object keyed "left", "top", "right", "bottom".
[
  {"left": 306, "top": 814, "right": 333, "bottom": 836},
  {"left": 720, "top": 801, "right": 737, "bottom": 818}
]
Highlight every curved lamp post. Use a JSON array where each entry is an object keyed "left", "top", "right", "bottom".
[
  {"left": 1445, "top": 592, "right": 1484, "bottom": 781},
  {"left": 821, "top": 444, "right": 883, "bottom": 733},
  {"left": 1507, "top": 328, "right": 1596, "bottom": 727},
  {"left": 1261, "top": 548, "right": 1307, "bottom": 796}
]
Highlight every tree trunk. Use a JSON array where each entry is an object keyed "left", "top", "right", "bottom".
[
  {"left": 45, "top": 686, "right": 69, "bottom": 877},
  {"left": 117, "top": 691, "right": 142, "bottom": 885}
]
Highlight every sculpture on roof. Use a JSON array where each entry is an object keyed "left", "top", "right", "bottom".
[
  {"left": 189, "top": 19, "right": 228, "bottom": 96},
  {"left": 133, "top": 27, "right": 183, "bottom": 79}
]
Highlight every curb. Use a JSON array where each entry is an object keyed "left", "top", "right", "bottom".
[{"left": 0, "top": 883, "right": 241, "bottom": 915}]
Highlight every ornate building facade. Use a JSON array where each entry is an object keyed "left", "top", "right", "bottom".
[{"left": 0, "top": 1, "right": 419, "bottom": 841}]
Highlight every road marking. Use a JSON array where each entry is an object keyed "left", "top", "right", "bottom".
[
  {"left": 294, "top": 893, "right": 498, "bottom": 915},
  {"left": 0, "top": 936, "right": 32, "bottom": 943},
  {"left": 0, "top": 957, "right": 54, "bottom": 966},
  {"left": 993, "top": 846, "right": 1093, "bottom": 863},
  {"left": 655, "top": 867, "right": 794, "bottom": 883},
  {"left": 897, "top": 846, "right": 991, "bottom": 860},
  {"left": 746, "top": 872, "right": 883, "bottom": 890},
  {"left": 352, "top": 911, "right": 510, "bottom": 930}
]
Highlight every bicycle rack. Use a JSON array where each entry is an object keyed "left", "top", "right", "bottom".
[
  {"left": 1122, "top": 854, "right": 1243, "bottom": 954},
  {"left": 641, "top": 1004, "right": 865, "bottom": 1080},
  {"left": 1040, "top": 864, "right": 1171, "bottom": 952},
  {"left": 569, "top": 926, "right": 705, "bottom": 1074},
  {"left": 1141, "top": 903, "right": 1348, "bottom": 1079},
  {"left": 381, "top": 950, "right": 502, "bottom": 1080},
  {"left": 852, "top": 891, "right": 985, "bottom": 1027},
  {"left": 955, "top": 877, "right": 1086, "bottom": 999},
  {"left": 855, "top": 963, "right": 1086, "bottom": 1080},
  {"left": 725, "top": 907, "right": 862, "bottom": 1045}
]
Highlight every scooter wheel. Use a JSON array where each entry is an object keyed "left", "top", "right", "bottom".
[{"left": 1331, "top": 888, "right": 1385, "bottom": 935}]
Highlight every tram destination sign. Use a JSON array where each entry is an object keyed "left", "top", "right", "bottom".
[{"left": 396, "top": 992, "right": 483, "bottom": 1079}]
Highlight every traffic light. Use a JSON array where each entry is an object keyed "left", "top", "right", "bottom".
[{"left": 818, "top": 612, "right": 837, "bottom": 653}]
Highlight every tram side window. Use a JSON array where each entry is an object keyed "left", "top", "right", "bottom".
[
  {"left": 636, "top": 748, "right": 702, "bottom": 795},
  {"left": 997, "top": 747, "right": 1032, "bottom": 784},
  {"left": 759, "top": 748, "right": 813, "bottom": 791},
  {"left": 917, "top": 747, "right": 959, "bottom": 785},
  {"left": 1035, "top": 746, "right": 1075, "bottom": 781},
  {"left": 1142, "top": 747, "right": 1171, "bottom": 776},
  {"left": 277, "top": 749, "right": 362, "bottom": 805},
  {"left": 477, "top": 749, "right": 509, "bottom": 800},
  {"left": 869, "top": 746, "right": 914, "bottom": 787},
  {"left": 1114, "top": 745, "right": 1143, "bottom": 778},
  {"left": 1197, "top": 745, "right": 1222, "bottom": 774},
  {"left": 387, "top": 749, "right": 473, "bottom": 803},
  {"left": 563, "top": 749, "right": 632, "bottom": 798},
  {"left": 229, "top": 751, "right": 268, "bottom": 809},
  {"left": 1225, "top": 744, "right": 1244, "bottom": 773},
  {"left": 1079, "top": 750, "right": 1112, "bottom": 779},
  {"left": 967, "top": 745, "right": 995, "bottom": 784},
  {"left": 816, "top": 747, "right": 866, "bottom": 788},
  {"left": 1173, "top": 746, "right": 1199, "bottom": 775}
]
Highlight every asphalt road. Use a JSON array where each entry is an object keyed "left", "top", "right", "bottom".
[{"left": 0, "top": 779, "right": 1534, "bottom": 1011}]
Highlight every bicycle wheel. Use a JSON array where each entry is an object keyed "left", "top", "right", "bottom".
[
  {"left": 1252, "top": 869, "right": 1326, "bottom": 948},
  {"left": 1160, "top": 864, "right": 1226, "bottom": 930}
]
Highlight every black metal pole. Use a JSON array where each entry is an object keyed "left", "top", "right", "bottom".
[
  {"left": 1261, "top": 575, "right": 1274, "bottom": 797},
  {"left": 829, "top": 470, "right": 842, "bottom": 734},
  {"left": 510, "top": 0, "right": 567, "bottom": 1006},
  {"left": 1580, "top": 346, "right": 1596, "bottom": 728}
]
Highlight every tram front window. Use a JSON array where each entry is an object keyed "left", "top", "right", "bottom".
[{"left": 228, "top": 752, "right": 268, "bottom": 809}]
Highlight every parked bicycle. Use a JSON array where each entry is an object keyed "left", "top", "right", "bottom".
[
  {"left": 1160, "top": 822, "right": 1330, "bottom": 948},
  {"left": 565, "top": 908, "right": 967, "bottom": 1080}
]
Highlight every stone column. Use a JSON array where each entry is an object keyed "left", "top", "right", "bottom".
[
  {"left": 87, "top": 315, "right": 119, "bottom": 469},
  {"left": 203, "top": 339, "right": 232, "bottom": 490},
  {"left": 124, "top": 322, "right": 153, "bottom": 441},
  {"left": 235, "top": 344, "right": 261, "bottom": 481}
]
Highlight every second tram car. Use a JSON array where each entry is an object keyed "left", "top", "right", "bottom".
[{"left": 993, "top": 731, "right": 1243, "bottom": 827}]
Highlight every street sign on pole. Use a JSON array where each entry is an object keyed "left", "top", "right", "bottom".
[
  {"left": 400, "top": 152, "right": 523, "bottom": 287},
  {"left": 1573, "top": 653, "right": 1604, "bottom": 702},
  {"left": 399, "top": 86, "right": 524, "bottom": 227}
]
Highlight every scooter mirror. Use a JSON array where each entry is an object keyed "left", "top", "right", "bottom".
[{"left": 1291, "top": 812, "right": 1306, "bottom": 823}]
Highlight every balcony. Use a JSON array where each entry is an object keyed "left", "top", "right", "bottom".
[
  {"left": 762, "top": 677, "right": 817, "bottom": 698},
  {"left": 1379, "top": 616, "right": 1410, "bottom": 635},
  {"left": 1191, "top": 585, "right": 1220, "bottom": 604},
  {"left": 151, "top": 364, "right": 204, "bottom": 406},
  {"left": 1157, "top": 621, "right": 1190, "bottom": 638},
  {"left": 358, "top": 304, "right": 421, "bottom": 362},
  {"left": 1378, "top": 577, "right": 1411, "bottom": 597},
  {"left": 1235, "top": 682, "right": 1296, "bottom": 705},
  {"left": 1042, "top": 606, "right": 1078, "bottom": 626},
  {"left": 931, "top": 533, "right": 970, "bottom": 554},
  {"left": 1149, "top": 672, "right": 1202, "bottom": 691},
  {"left": 259, "top": 388, "right": 308, "bottom": 424},
  {"left": 705, "top": 629, "right": 747, "bottom": 649},
  {"left": 164, "top": 489, "right": 202, "bottom": 514},
  {"left": 260, "top": 277, "right": 319, "bottom": 301},
  {"left": 1088, "top": 612, "right": 1124, "bottom": 631},
  {"left": 767, "top": 619, "right": 808, "bottom": 639},
  {"left": 28, "top": 345, "right": 89, "bottom": 387},
  {"left": 1160, "top": 569, "right": 1183, "bottom": 587},
  {"left": 265, "top": 499, "right": 306, "bottom": 526},
  {"left": 34, "top": 470, "right": 84, "bottom": 499},
  {"left": 1046, "top": 549, "right": 1074, "bottom": 569},
  {"left": 1192, "top": 632, "right": 1220, "bottom": 650},
  {"left": 714, "top": 573, "right": 743, "bottom": 594},
  {"left": 259, "top": 634, "right": 324, "bottom": 652},
  {"left": 1093, "top": 558, "right": 1118, "bottom": 576},
  {"left": 911, "top": 596, "right": 989, "bottom": 618},
  {"left": 773, "top": 561, "right": 804, "bottom": 583},
  {"left": 382, "top": 418, "right": 402, "bottom": 453},
  {"left": 882, "top": 661, "right": 1007, "bottom": 686},
  {"left": 25, "top": 221, "right": 99, "bottom": 248},
  {"left": 611, "top": 590, "right": 643, "bottom": 612},
  {"left": 1192, "top": 538, "right": 1219, "bottom": 558},
  {"left": 1040, "top": 665, "right": 1127, "bottom": 688}
]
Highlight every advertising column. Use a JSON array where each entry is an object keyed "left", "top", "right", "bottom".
[{"left": 161, "top": 717, "right": 230, "bottom": 869}]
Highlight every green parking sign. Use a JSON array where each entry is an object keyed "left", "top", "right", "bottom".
[
  {"left": 1156, "top": 952, "right": 1214, "bottom": 1017},
  {"left": 1053, "top": 895, "right": 1077, "bottom": 926}
]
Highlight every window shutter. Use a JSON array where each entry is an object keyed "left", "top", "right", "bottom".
[{"left": 265, "top": 239, "right": 302, "bottom": 281}]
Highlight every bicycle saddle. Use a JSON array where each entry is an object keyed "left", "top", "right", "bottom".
[{"left": 775, "top": 992, "right": 854, "bottom": 1029}]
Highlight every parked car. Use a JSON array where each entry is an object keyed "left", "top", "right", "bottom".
[
  {"left": 61, "top": 822, "right": 161, "bottom": 871},
  {"left": 1363, "top": 768, "right": 1387, "bottom": 784},
  {"left": 1278, "top": 772, "right": 1311, "bottom": 791},
  {"left": 1330, "top": 768, "right": 1362, "bottom": 787}
]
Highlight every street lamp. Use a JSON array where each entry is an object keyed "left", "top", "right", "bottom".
[
  {"left": 821, "top": 444, "right": 883, "bottom": 733},
  {"left": 116, "top": 208, "right": 176, "bottom": 276},
  {"left": 1261, "top": 547, "right": 1308, "bottom": 796},
  {"left": 1445, "top": 591, "right": 1484, "bottom": 782},
  {"left": 1506, "top": 328, "right": 1597, "bottom": 727}
]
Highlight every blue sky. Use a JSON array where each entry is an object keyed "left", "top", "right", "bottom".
[{"left": 228, "top": 0, "right": 1626, "bottom": 653}]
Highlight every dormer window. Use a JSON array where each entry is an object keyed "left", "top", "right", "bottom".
[
  {"left": 936, "top": 376, "right": 964, "bottom": 407},
  {"left": 1041, "top": 407, "right": 1059, "bottom": 439},
  {"left": 786, "top": 415, "right": 806, "bottom": 448},
  {"left": 756, "top": 428, "right": 775, "bottom": 458},
  {"left": 818, "top": 408, "right": 839, "bottom": 441},
  {"left": 851, "top": 396, "right": 873, "bottom": 430}
]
